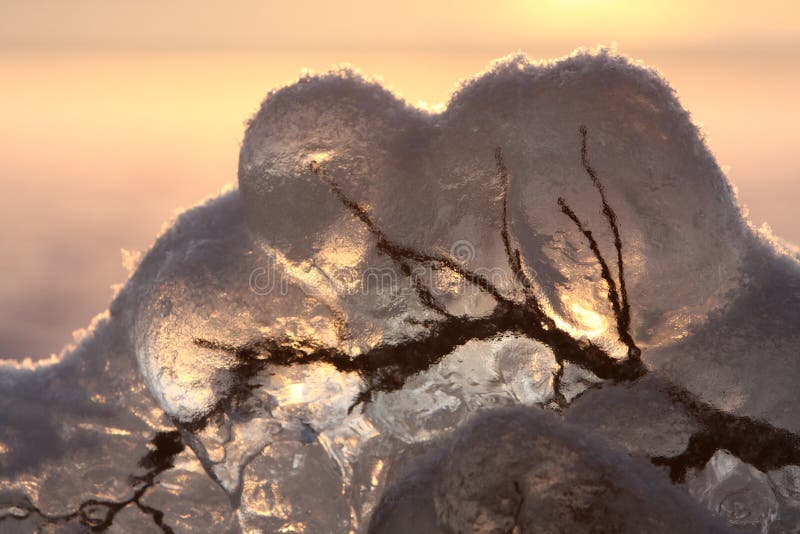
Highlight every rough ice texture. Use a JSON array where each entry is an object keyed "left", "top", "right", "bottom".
[
  {"left": 371, "top": 407, "right": 731, "bottom": 533},
  {"left": 1, "top": 50, "right": 799, "bottom": 532}
]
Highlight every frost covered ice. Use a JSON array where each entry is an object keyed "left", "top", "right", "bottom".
[
  {"left": 1, "top": 49, "right": 799, "bottom": 533},
  {"left": 371, "top": 407, "right": 731, "bottom": 533}
]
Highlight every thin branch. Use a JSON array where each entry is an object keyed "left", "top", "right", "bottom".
[
  {"left": 411, "top": 271, "right": 453, "bottom": 319},
  {"left": 557, "top": 196, "right": 639, "bottom": 357},
  {"left": 311, "top": 163, "right": 512, "bottom": 306},
  {"left": 550, "top": 362, "right": 569, "bottom": 410},
  {"left": 578, "top": 126, "right": 638, "bottom": 357},
  {"left": 2, "top": 431, "right": 184, "bottom": 533},
  {"left": 185, "top": 130, "right": 800, "bottom": 499},
  {"left": 651, "top": 382, "right": 800, "bottom": 482},
  {"left": 494, "top": 148, "right": 557, "bottom": 333},
  {"left": 189, "top": 149, "right": 648, "bottom": 418},
  {"left": 495, "top": 148, "right": 535, "bottom": 296}
]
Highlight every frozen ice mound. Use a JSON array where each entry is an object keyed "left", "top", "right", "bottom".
[
  {"left": 1, "top": 50, "right": 799, "bottom": 532},
  {"left": 370, "top": 407, "right": 732, "bottom": 533}
]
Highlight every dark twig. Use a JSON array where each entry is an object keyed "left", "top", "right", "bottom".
[
  {"left": 557, "top": 196, "right": 635, "bottom": 354},
  {"left": 190, "top": 137, "right": 650, "bottom": 420},
  {"left": 550, "top": 362, "right": 569, "bottom": 410},
  {"left": 496, "top": 149, "right": 536, "bottom": 297},
  {"left": 411, "top": 271, "right": 453, "bottom": 319},
  {"left": 182, "top": 127, "right": 798, "bottom": 489},
  {"left": 577, "top": 125, "right": 639, "bottom": 357},
  {"left": 495, "top": 148, "right": 556, "bottom": 334},
  {"left": 312, "top": 163, "right": 512, "bottom": 305},
  {"left": 2, "top": 431, "right": 184, "bottom": 533},
  {"left": 651, "top": 383, "right": 800, "bottom": 483}
]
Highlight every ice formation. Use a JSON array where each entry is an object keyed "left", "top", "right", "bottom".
[
  {"left": 370, "top": 407, "right": 731, "bottom": 533},
  {"left": 1, "top": 50, "right": 799, "bottom": 532}
]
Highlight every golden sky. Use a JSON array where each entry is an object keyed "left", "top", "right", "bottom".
[
  {"left": 2, "top": 1, "right": 798, "bottom": 52},
  {"left": 0, "top": 1, "right": 798, "bottom": 359}
]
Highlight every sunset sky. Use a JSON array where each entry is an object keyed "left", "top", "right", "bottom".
[{"left": 1, "top": 0, "right": 798, "bottom": 359}]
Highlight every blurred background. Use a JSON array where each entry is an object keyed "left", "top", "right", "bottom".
[{"left": 1, "top": 0, "right": 798, "bottom": 360}]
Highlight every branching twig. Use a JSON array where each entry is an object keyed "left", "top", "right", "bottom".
[
  {"left": 577, "top": 125, "right": 639, "bottom": 357},
  {"left": 496, "top": 149, "right": 535, "bottom": 298},
  {"left": 651, "top": 383, "right": 800, "bottom": 482},
  {"left": 2, "top": 431, "right": 184, "bottom": 533},
  {"left": 185, "top": 126, "right": 799, "bottom": 489},
  {"left": 206, "top": 137, "right": 650, "bottom": 415},
  {"left": 192, "top": 130, "right": 649, "bottom": 419},
  {"left": 313, "top": 163, "right": 512, "bottom": 305},
  {"left": 558, "top": 196, "right": 638, "bottom": 355}
]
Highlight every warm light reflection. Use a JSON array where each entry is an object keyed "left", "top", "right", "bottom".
[
  {"left": 370, "top": 459, "right": 384, "bottom": 487},
  {"left": 546, "top": 295, "right": 607, "bottom": 339},
  {"left": 284, "top": 383, "right": 307, "bottom": 406},
  {"left": 569, "top": 302, "right": 607, "bottom": 333}
]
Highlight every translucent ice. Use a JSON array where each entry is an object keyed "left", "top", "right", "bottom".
[
  {"left": 371, "top": 407, "right": 732, "bottom": 533},
  {"left": 1, "top": 50, "right": 799, "bottom": 532},
  {"left": 690, "top": 450, "right": 778, "bottom": 532}
]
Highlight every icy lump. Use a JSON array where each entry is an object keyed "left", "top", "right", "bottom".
[
  {"left": 138, "top": 51, "right": 800, "bottom": 532},
  {"left": 371, "top": 407, "right": 732, "bottom": 533},
  {"left": 2, "top": 49, "right": 799, "bottom": 532}
]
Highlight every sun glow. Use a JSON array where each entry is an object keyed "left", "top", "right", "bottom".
[{"left": 569, "top": 303, "right": 608, "bottom": 334}]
